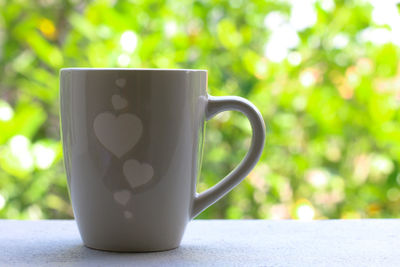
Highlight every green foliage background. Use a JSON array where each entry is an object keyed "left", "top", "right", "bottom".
[{"left": 0, "top": 0, "right": 399, "bottom": 219}]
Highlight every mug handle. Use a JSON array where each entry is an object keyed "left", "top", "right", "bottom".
[{"left": 191, "top": 95, "right": 266, "bottom": 218}]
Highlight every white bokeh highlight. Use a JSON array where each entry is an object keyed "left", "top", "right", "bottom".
[
  {"left": 264, "top": 23, "right": 300, "bottom": 63},
  {"left": 0, "top": 193, "right": 5, "bottom": 210},
  {"left": 297, "top": 205, "right": 315, "bottom": 221},
  {"left": 360, "top": 0, "right": 400, "bottom": 45},
  {"left": 0, "top": 102, "right": 13, "bottom": 121},
  {"left": 164, "top": 21, "right": 178, "bottom": 37},
  {"left": 117, "top": 54, "right": 131, "bottom": 67},
  {"left": 120, "top": 31, "right": 138, "bottom": 53},
  {"left": 9, "top": 135, "right": 34, "bottom": 170},
  {"left": 290, "top": 0, "right": 317, "bottom": 31},
  {"left": 32, "top": 143, "right": 56, "bottom": 170}
]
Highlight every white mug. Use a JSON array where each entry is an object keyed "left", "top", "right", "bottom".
[{"left": 60, "top": 68, "right": 265, "bottom": 251}]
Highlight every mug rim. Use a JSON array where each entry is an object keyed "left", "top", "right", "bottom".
[{"left": 60, "top": 68, "right": 207, "bottom": 73}]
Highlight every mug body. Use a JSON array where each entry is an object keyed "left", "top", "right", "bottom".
[{"left": 60, "top": 68, "right": 207, "bottom": 251}]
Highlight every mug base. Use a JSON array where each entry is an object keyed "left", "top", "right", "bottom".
[{"left": 84, "top": 243, "right": 179, "bottom": 253}]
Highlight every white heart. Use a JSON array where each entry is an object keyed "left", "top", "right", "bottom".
[
  {"left": 124, "top": 211, "right": 133, "bottom": 219},
  {"left": 115, "top": 78, "right": 126, "bottom": 88},
  {"left": 93, "top": 112, "right": 143, "bottom": 158},
  {"left": 113, "top": 190, "right": 131, "bottom": 206},
  {"left": 111, "top": 94, "right": 128, "bottom": 110},
  {"left": 123, "top": 159, "right": 154, "bottom": 189}
]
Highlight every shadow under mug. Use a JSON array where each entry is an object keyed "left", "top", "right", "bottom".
[{"left": 60, "top": 68, "right": 265, "bottom": 252}]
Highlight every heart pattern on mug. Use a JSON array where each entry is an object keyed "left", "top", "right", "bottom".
[
  {"left": 123, "top": 159, "right": 154, "bottom": 189},
  {"left": 124, "top": 211, "right": 133, "bottom": 219},
  {"left": 111, "top": 94, "right": 128, "bottom": 110},
  {"left": 94, "top": 112, "right": 143, "bottom": 158},
  {"left": 113, "top": 190, "right": 131, "bottom": 206},
  {"left": 115, "top": 78, "right": 126, "bottom": 88}
]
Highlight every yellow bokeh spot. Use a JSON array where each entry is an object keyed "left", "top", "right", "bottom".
[
  {"left": 39, "top": 18, "right": 56, "bottom": 40},
  {"left": 367, "top": 203, "right": 381, "bottom": 217}
]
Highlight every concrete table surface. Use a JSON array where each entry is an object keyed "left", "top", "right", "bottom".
[{"left": 0, "top": 220, "right": 399, "bottom": 266}]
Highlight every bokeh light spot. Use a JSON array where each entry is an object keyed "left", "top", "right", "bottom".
[
  {"left": 296, "top": 204, "right": 315, "bottom": 221},
  {"left": 0, "top": 193, "right": 5, "bottom": 210},
  {"left": 306, "top": 169, "right": 329, "bottom": 188},
  {"left": 300, "top": 69, "right": 317, "bottom": 87},
  {"left": 164, "top": 21, "right": 178, "bottom": 37},
  {"left": 319, "top": 0, "right": 335, "bottom": 12},
  {"left": 264, "top": 11, "right": 286, "bottom": 30},
  {"left": 0, "top": 101, "right": 13, "bottom": 121},
  {"left": 39, "top": 18, "right": 56, "bottom": 39},
  {"left": 287, "top": 51, "right": 302, "bottom": 66},
  {"left": 290, "top": 0, "right": 317, "bottom": 31},
  {"left": 120, "top": 31, "right": 138, "bottom": 53},
  {"left": 32, "top": 143, "right": 56, "bottom": 170},
  {"left": 9, "top": 135, "right": 34, "bottom": 171},
  {"left": 265, "top": 24, "right": 299, "bottom": 63},
  {"left": 117, "top": 54, "right": 131, "bottom": 67},
  {"left": 294, "top": 199, "right": 316, "bottom": 220}
]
